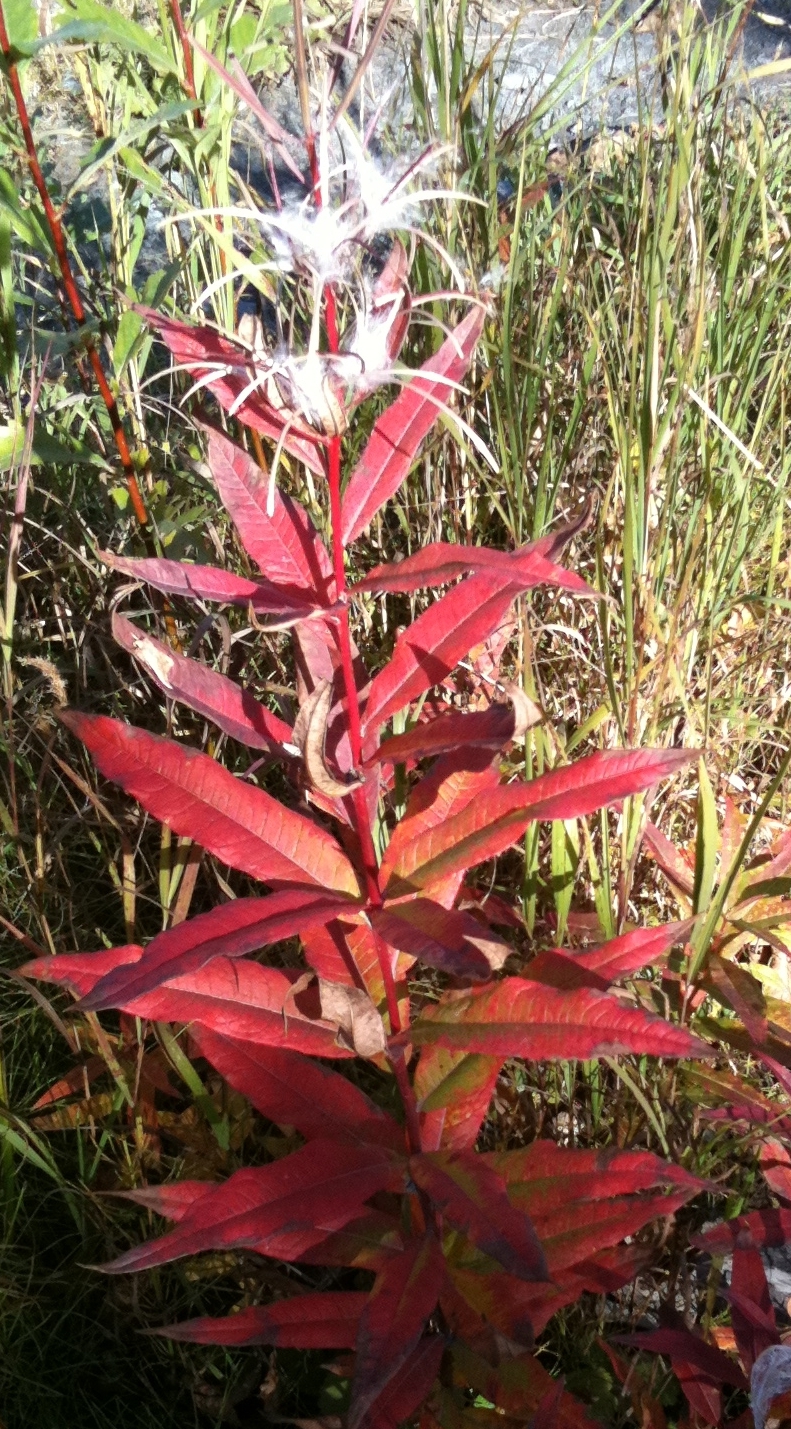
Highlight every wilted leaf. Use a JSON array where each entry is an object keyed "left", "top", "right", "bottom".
[{"left": 319, "top": 979, "right": 387, "bottom": 1057}]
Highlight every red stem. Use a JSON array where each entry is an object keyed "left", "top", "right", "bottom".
[
  {"left": 167, "top": 0, "right": 201, "bottom": 122},
  {"left": 0, "top": 0, "right": 148, "bottom": 527}
]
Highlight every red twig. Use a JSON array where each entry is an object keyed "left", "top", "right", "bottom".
[
  {"left": 0, "top": 0, "right": 148, "bottom": 526},
  {"left": 167, "top": 0, "right": 202, "bottom": 125}
]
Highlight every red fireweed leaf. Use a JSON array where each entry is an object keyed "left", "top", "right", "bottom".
[
  {"left": 728, "top": 1247, "right": 778, "bottom": 1371},
  {"left": 693, "top": 1208, "right": 791, "bottom": 1253},
  {"left": 294, "top": 1210, "right": 404, "bottom": 1271},
  {"left": 353, "top": 535, "right": 596, "bottom": 598},
  {"left": 112, "top": 1182, "right": 215, "bottom": 1222},
  {"left": 616, "top": 1328, "right": 748, "bottom": 1390},
  {"left": 362, "top": 572, "right": 527, "bottom": 738},
  {"left": 384, "top": 747, "right": 694, "bottom": 896},
  {"left": 59, "top": 712, "right": 362, "bottom": 896},
  {"left": 523, "top": 919, "right": 694, "bottom": 994},
  {"left": 379, "top": 749, "right": 500, "bottom": 906},
  {"left": 410, "top": 1150, "right": 547, "bottom": 1282},
  {"left": 80, "top": 890, "right": 357, "bottom": 1009},
  {"left": 20, "top": 944, "right": 143, "bottom": 996},
  {"left": 24, "top": 951, "right": 352, "bottom": 1058},
  {"left": 98, "top": 1138, "right": 405, "bottom": 1274},
  {"left": 415, "top": 1047, "right": 502, "bottom": 1152},
  {"left": 528, "top": 1188, "right": 697, "bottom": 1277},
  {"left": 341, "top": 306, "right": 485, "bottom": 545},
  {"left": 488, "top": 1141, "right": 701, "bottom": 1209},
  {"left": 364, "top": 704, "right": 516, "bottom": 768},
  {"left": 102, "top": 552, "right": 319, "bottom": 620},
  {"left": 643, "top": 820, "right": 696, "bottom": 899},
  {"left": 112, "top": 613, "right": 294, "bottom": 753},
  {"left": 191, "top": 1028, "right": 405, "bottom": 1150},
  {"left": 349, "top": 1235, "right": 446, "bottom": 1429},
  {"left": 205, "top": 428, "right": 334, "bottom": 601},
  {"left": 154, "top": 1290, "right": 368, "bottom": 1348},
  {"left": 403, "top": 978, "right": 706, "bottom": 1062},
  {"left": 371, "top": 899, "right": 507, "bottom": 982},
  {"left": 138, "top": 308, "right": 325, "bottom": 472},
  {"left": 571, "top": 918, "right": 695, "bottom": 982},
  {"left": 760, "top": 1138, "right": 791, "bottom": 1204},
  {"left": 367, "top": 1335, "right": 445, "bottom": 1429}
]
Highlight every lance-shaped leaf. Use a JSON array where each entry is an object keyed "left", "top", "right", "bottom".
[
  {"left": 353, "top": 535, "right": 595, "bottom": 598},
  {"left": 693, "top": 1208, "right": 791, "bottom": 1253},
  {"left": 80, "top": 890, "right": 359, "bottom": 1010},
  {"left": 384, "top": 747, "right": 693, "bottom": 896},
  {"left": 138, "top": 308, "right": 325, "bottom": 472},
  {"left": 416, "top": 1047, "right": 502, "bottom": 1152},
  {"left": 112, "top": 613, "right": 295, "bottom": 753},
  {"left": 60, "top": 712, "right": 361, "bottom": 897},
  {"left": 451, "top": 1339, "right": 601, "bottom": 1429},
  {"left": 154, "top": 1291, "right": 368, "bottom": 1348},
  {"left": 349, "top": 1235, "right": 446, "bottom": 1429},
  {"left": 365, "top": 702, "right": 522, "bottom": 768},
  {"left": 102, "top": 552, "right": 319, "bottom": 621},
  {"left": 728, "top": 1247, "right": 778, "bottom": 1371},
  {"left": 295, "top": 1210, "right": 404, "bottom": 1271},
  {"left": 367, "top": 1335, "right": 445, "bottom": 1429},
  {"left": 371, "top": 899, "right": 507, "bottom": 981},
  {"left": 379, "top": 748, "right": 501, "bottom": 905},
  {"left": 524, "top": 920, "right": 694, "bottom": 995},
  {"left": 615, "top": 1327, "right": 748, "bottom": 1391},
  {"left": 113, "top": 1181, "right": 215, "bottom": 1222},
  {"left": 20, "top": 943, "right": 143, "bottom": 997},
  {"left": 192, "top": 1028, "right": 404, "bottom": 1150},
  {"left": 410, "top": 1150, "right": 548, "bottom": 1282},
  {"left": 362, "top": 572, "right": 527, "bottom": 738},
  {"left": 24, "top": 951, "right": 352, "bottom": 1058},
  {"left": 205, "top": 427, "right": 334, "bottom": 600},
  {"left": 403, "top": 978, "right": 706, "bottom": 1061},
  {"left": 488, "top": 1140, "right": 701, "bottom": 1211},
  {"left": 341, "top": 306, "right": 485, "bottom": 545},
  {"left": 99, "top": 1137, "right": 405, "bottom": 1274}
]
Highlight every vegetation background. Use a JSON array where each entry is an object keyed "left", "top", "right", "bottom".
[{"left": 1, "top": 0, "right": 791, "bottom": 1423}]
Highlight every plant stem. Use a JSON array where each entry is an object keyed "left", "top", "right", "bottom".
[
  {"left": 0, "top": 1, "right": 148, "bottom": 526},
  {"left": 167, "top": 0, "right": 201, "bottom": 122}
]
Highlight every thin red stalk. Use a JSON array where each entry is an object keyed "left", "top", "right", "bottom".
[
  {"left": 0, "top": 0, "right": 148, "bottom": 527},
  {"left": 167, "top": 0, "right": 202, "bottom": 125}
]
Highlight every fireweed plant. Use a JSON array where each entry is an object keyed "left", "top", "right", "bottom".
[{"left": 16, "top": 29, "right": 727, "bottom": 1429}]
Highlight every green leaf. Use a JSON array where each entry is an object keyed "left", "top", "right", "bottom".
[
  {"left": 0, "top": 423, "right": 108, "bottom": 471},
  {"left": 41, "top": 0, "right": 176, "bottom": 72},
  {"left": 693, "top": 757, "right": 719, "bottom": 917}
]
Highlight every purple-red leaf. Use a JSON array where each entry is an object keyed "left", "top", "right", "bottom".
[
  {"left": 409, "top": 1149, "right": 548, "bottom": 1282},
  {"left": 416, "top": 1047, "right": 502, "bottom": 1152},
  {"left": 362, "top": 573, "right": 526, "bottom": 738},
  {"left": 138, "top": 308, "right": 325, "bottom": 472},
  {"left": 102, "top": 551, "right": 318, "bottom": 619},
  {"left": 23, "top": 951, "right": 353, "bottom": 1058},
  {"left": 341, "top": 306, "right": 485, "bottom": 545},
  {"left": 79, "top": 890, "right": 357, "bottom": 1010},
  {"left": 60, "top": 712, "right": 361, "bottom": 896},
  {"left": 191, "top": 1028, "right": 405, "bottom": 1150},
  {"left": 365, "top": 703, "right": 517, "bottom": 768},
  {"left": 353, "top": 535, "right": 596, "bottom": 598},
  {"left": 367, "top": 1335, "right": 445, "bottom": 1429},
  {"left": 112, "top": 613, "right": 294, "bottom": 752},
  {"left": 404, "top": 978, "right": 706, "bottom": 1062},
  {"left": 693, "top": 1208, "right": 791, "bottom": 1253},
  {"left": 616, "top": 1327, "right": 747, "bottom": 1390},
  {"left": 728, "top": 1247, "right": 778, "bottom": 1370},
  {"left": 205, "top": 427, "right": 333, "bottom": 600},
  {"left": 371, "top": 899, "right": 507, "bottom": 982},
  {"left": 383, "top": 747, "right": 693, "bottom": 896},
  {"left": 349, "top": 1235, "right": 446, "bottom": 1429},
  {"left": 99, "top": 1138, "right": 405, "bottom": 1274},
  {"left": 154, "top": 1291, "right": 367, "bottom": 1347}
]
